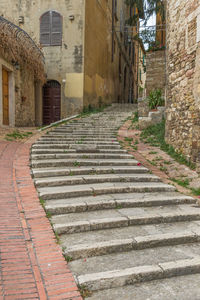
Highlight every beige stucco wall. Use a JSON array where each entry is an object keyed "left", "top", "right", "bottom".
[
  {"left": 166, "top": 0, "right": 200, "bottom": 168},
  {"left": 0, "top": 0, "right": 85, "bottom": 118}
]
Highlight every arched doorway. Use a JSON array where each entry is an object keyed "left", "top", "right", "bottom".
[{"left": 43, "top": 80, "right": 61, "bottom": 125}]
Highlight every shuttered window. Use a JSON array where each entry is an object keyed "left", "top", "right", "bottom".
[{"left": 40, "top": 11, "right": 62, "bottom": 46}]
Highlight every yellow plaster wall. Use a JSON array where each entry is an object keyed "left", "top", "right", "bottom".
[
  {"left": 65, "top": 73, "right": 84, "bottom": 98},
  {"left": 83, "top": 0, "right": 117, "bottom": 108}
]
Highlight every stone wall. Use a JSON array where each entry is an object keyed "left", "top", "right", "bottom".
[
  {"left": 165, "top": 0, "right": 200, "bottom": 169},
  {"left": 146, "top": 50, "right": 166, "bottom": 96}
]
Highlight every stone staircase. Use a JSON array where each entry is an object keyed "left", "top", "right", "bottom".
[{"left": 31, "top": 104, "right": 200, "bottom": 299}]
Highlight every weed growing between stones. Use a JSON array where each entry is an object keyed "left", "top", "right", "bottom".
[
  {"left": 5, "top": 130, "right": 33, "bottom": 141},
  {"left": 149, "top": 151, "right": 158, "bottom": 155},
  {"left": 73, "top": 161, "right": 81, "bottom": 167},
  {"left": 78, "top": 284, "right": 93, "bottom": 299},
  {"left": 171, "top": 178, "right": 190, "bottom": 188},
  {"left": 141, "top": 120, "right": 195, "bottom": 170},
  {"left": 65, "top": 255, "right": 73, "bottom": 262},
  {"left": 191, "top": 188, "right": 200, "bottom": 196}
]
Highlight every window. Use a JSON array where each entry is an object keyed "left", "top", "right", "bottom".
[{"left": 40, "top": 11, "right": 62, "bottom": 46}]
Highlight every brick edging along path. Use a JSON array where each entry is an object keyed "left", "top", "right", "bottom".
[{"left": 0, "top": 138, "right": 82, "bottom": 300}]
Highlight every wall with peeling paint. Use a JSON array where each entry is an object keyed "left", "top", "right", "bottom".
[{"left": 0, "top": 0, "right": 85, "bottom": 118}]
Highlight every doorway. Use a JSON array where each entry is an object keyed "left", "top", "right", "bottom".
[{"left": 43, "top": 80, "right": 61, "bottom": 125}]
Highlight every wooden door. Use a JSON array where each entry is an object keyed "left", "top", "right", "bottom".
[
  {"left": 43, "top": 80, "right": 61, "bottom": 125},
  {"left": 2, "top": 68, "right": 9, "bottom": 125}
]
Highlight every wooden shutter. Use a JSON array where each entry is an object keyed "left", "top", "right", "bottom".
[
  {"left": 40, "top": 12, "right": 51, "bottom": 45},
  {"left": 51, "top": 12, "right": 62, "bottom": 46}
]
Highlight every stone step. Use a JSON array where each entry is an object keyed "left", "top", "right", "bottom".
[
  {"left": 32, "top": 144, "right": 121, "bottom": 149},
  {"left": 35, "top": 141, "right": 119, "bottom": 145},
  {"left": 31, "top": 149, "right": 127, "bottom": 155},
  {"left": 32, "top": 166, "right": 149, "bottom": 178},
  {"left": 39, "top": 182, "right": 175, "bottom": 200},
  {"left": 64, "top": 230, "right": 200, "bottom": 260},
  {"left": 76, "top": 257, "right": 200, "bottom": 291},
  {"left": 44, "top": 134, "right": 117, "bottom": 138},
  {"left": 34, "top": 174, "right": 160, "bottom": 188},
  {"left": 31, "top": 158, "right": 139, "bottom": 168},
  {"left": 86, "top": 273, "right": 200, "bottom": 300},
  {"left": 52, "top": 203, "right": 199, "bottom": 234},
  {"left": 39, "top": 137, "right": 118, "bottom": 141},
  {"left": 45, "top": 193, "right": 195, "bottom": 215},
  {"left": 60, "top": 218, "right": 200, "bottom": 252},
  {"left": 31, "top": 153, "right": 133, "bottom": 160},
  {"left": 48, "top": 131, "right": 116, "bottom": 135}
]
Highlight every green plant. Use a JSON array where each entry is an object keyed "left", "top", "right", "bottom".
[
  {"left": 132, "top": 145, "right": 138, "bottom": 151},
  {"left": 124, "top": 137, "right": 132, "bottom": 143},
  {"left": 163, "top": 160, "right": 172, "bottom": 165},
  {"left": 171, "top": 178, "right": 190, "bottom": 188},
  {"left": 65, "top": 255, "right": 73, "bottom": 262},
  {"left": 39, "top": 197, "right": 45, "bottom": 207},
  {"left": 191, "top": 188, "right": 200, "bottom": 196},
  {"left": 160, "top": 166, "right": 167, "bottom": 172},
  {"left": 131, "top": 112, "right": 139, "bottom": 124},
  {"left": 148, "top": 89, "right": 165, "bottom": 110},
  {"left": 141, "top": 120, "right": 196, "bottom": 170},
  {"left": 78, "top": 284, "right": 93, "bottom": 298},
  {"left": 5, "top": 130, "right": 32, "bottom": 141},
  {"left": 134, "top": 139, "right": 139, "bottom": 145},
  {"left": 116, "top": 204, "right": 123, "bottom": 209},
  {"left": 149, "top": 151, "right": 158, "bottom": 155},
  {"left": 73, "top": 161, "right": 80, "bottom": 167}
]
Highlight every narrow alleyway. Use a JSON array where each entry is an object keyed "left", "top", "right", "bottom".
[{"left": 31, "top": 104, "right": 200, "bottom": 299}]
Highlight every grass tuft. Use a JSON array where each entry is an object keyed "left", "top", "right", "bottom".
[{"left": 141, "top": 120, "right": 195, "bottom": 170}]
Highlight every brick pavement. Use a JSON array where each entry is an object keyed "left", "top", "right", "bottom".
[{"left": 0, "top": 139, "right": 82, "bottom": 300}]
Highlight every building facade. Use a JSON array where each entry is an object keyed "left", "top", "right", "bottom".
[
  {"left": 165, "top": 0, "right": 200, "bottom": 168},
  {"left": 0, "top": 0, "right": 140, "bottom": 126},
  {"left": 0, "top": 17, "right": 45, "bottom": 127}
]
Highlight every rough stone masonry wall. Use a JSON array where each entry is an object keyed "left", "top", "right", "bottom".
[
  {"left": 146, "top": 50, "right": 166, "bottom": 96},
  {"left": 165, "top": 0, "right": 200, "bottom": 169}
]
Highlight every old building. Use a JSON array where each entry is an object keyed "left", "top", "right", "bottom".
[
  {"left": 138, "top": 40, "right": 146, "bottom": 98},
  {"left": 0, "top": 16, "right": 45, "bottom": 127},
  {"left": 165, "top": 0, "right": 200, "bottom": 168},
  {"left": 0, "top": 0, "right": 141, "bottom": 125},
  {"left": 145, "top": 1, "right": 166, "bottom": 97}
]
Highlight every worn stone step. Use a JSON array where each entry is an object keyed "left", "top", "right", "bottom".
[
  {"left": 31, "top": 148, "right": 127, "bottom": 155},
  {"left": 32, "top": 144, "right": 121, "bottom": 149},
  {"left": 35, "top": 140, "right": 119, "bottom": 145},
  {"left": 32, "top": 166, "right": 149, "bottom": 178},
  {"left": 34, "top": 174, "right": 160, "bottom": 188},
  {"left": 52, "top": 204, "right": 200, "bottom": 234},
  {"left": 87, "top": 273, "right": 200, "bottom": 300},
  {"left": 45, "top": 193, "right": 196, "bottom": 215},
  {"left": 60, "top": 219, "right": 200, "bottom": 253},
  {"left": 76, "top": 257, "right": 200, "bottom": 291},
  {"left": 31, "top": 153, "right": 133, "bottom": 160},
  {"left": 39, "top": 182, "right": 175, "bottom": 200},
  {"left": 44, "top": 134, "right": 117, "bottom": 139},
  {"left": 64, "top": 230, "right": 200, "bottom": 260},
  {"left": 39, "top": 137, "right": 118, "bottom": 141},
  {"left": 31, "top": 158, "right": 139, "bottom": 168},
  {"left": 48, "top": 131, "right": 116, "bottom": 135}
]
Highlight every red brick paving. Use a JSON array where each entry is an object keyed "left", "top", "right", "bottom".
[{"left": 0, "top": 139, "right": 82, "bottom": 300}]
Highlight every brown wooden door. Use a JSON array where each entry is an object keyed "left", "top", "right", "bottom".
[
  {"left": 43, "top": 80, "right": 61, "bottom": 125},
  {"left": 2, "top": 68, "right": 9, "bottom": 125}
]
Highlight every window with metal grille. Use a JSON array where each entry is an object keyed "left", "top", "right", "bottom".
[{"left": 40, "top": 11, "right": 62, "bottom": 46}]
